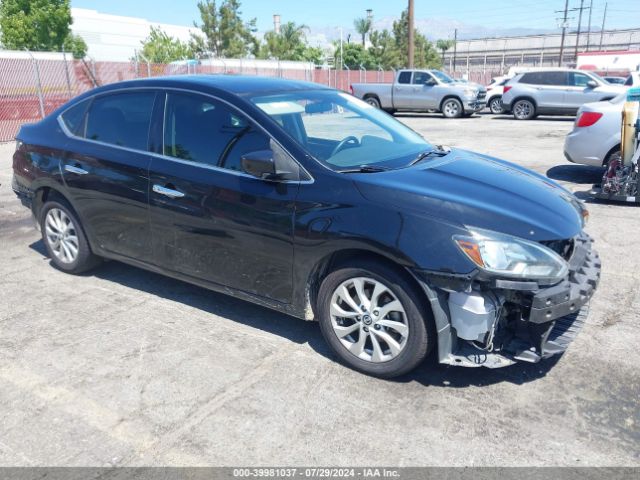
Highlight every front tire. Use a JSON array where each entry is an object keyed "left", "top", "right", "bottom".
[
  {"left": 40, "top": 199, "right": 101, "bottom": 274},
  {"left": 317, "top": 260, "right": 434, "bottom": 378},
  {"left": 488, "top": 96, "right": 504, "bottom": 114},
  {"left": 441, "top": 98, "right": 463, "bottom": 118},
  {"left": 512, "top": 99, "right": 536, "bottom": 120}
]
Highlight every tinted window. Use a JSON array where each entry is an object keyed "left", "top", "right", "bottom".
[
  {"left": 569, "top": 72, "right": 593, "bottom": 87},
  {"left": 85, "top": 92, "right": 155, "bottom": 150},
  {"left": 625, "top": 76, "right": 632, "bottom": 86},
  {"left": 397, "top": 71, "right": 412, "bottom": 84},
  {"left": 60, "top": 99, "right": 90, "bottom": 136},
  {"left": 412, "top": 71, "right": 432, "bottom": 84},
  {"left": 163, "top": 92, "right": 271, "bottom": 171},
  {"left": 520, "top": 71, "right": 567, "bottom": 86}
]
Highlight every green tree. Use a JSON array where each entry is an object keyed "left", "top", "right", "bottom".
[
  {"left": 353, "top": 17, "right": 372, "bottom": 46},
  {"left": 259, "top": 21, "right": 308, "bottom": 60},
  {"left": 368, "top": 29, "right": 402, "bottom": 69},
  {"left": 436, "top": 39, "right": 455, "bottom": 65},
  {"left": 336, "top": 42, "right": 375, "bottom": 69},
  {"left": 191, "top": 0, "right": 257, "bottom": 58},
  {"left": 391, "top": 9, "right": 441, "bottom": 69},
  {"left": 139, "top": 26, "right": 193, "bottom": 63},
  {"left": 0, "top": 0, "right": 72, "bottom": 51},
  {"left": 63, "top": 33, "right": 87, "bottom": 59}
]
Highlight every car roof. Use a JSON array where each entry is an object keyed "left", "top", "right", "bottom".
[{"left": 84, "top": 74, "right": 330, "bottom": 98}]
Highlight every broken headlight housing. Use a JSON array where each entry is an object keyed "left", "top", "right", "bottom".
[{"left": 454, "top": 227, "right": 569, "bottom": 284}]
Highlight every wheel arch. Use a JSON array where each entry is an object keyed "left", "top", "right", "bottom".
[
  {"left": 304, "top": 248, "right": 428, "bottom": 322},
  {"left": 512, "top": 95, "right": 538, "bottom": 108},
  {"left": 439, "top": 95, "right": 463, "bottom": 112},
  {"left": 362, "top": 93, "right": 381, "bottom": 105},
  {"left": 603, "top": 143, "right": 621, "bottom": 167}
]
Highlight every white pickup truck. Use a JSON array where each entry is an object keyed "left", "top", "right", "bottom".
[{"left": 351, "top": 69, "right": 487, "bottom": 118}]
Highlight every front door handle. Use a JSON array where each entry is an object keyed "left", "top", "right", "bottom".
[
  {"left": 64, "top": 164, "right": 88, "bottom": 175},
  {"left": 153, "top": 184, "right": 185, "bottom": 199}
]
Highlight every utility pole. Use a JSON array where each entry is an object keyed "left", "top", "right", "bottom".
[
  {"left": 558, "top": 0, "right": 569, "bottom": 66},
  {"left": 599, "top": 2, "right": 608, "bottom": 50},
  {"left": 408, "top": 0, "right": 415, "bottom": 68},
  {"left": 574, "top": 0, "right": 586, "bottom": 62},
  {"left": 586, "top": 0, "right": 593, "bottom": 51},
  {"left": 453, "top": 29, "right": 458, "bottom": 73}
]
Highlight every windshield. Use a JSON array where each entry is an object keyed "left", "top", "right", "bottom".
[
  {"left": 431, "top": 70, "right": 454, "bottom": 83},
  {"left": 251, "top": 90, "right": 432, "bottom": 170}
]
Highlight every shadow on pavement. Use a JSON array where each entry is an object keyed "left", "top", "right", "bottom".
[
  {"left": 547, "top": 164, "right": 604, "bottom": 184},
  {"left": 29, "top": 239, "right": 560, "bottom": 388},
  {"left": 492, "top": 116, "right": 576, "bottom": 122}
]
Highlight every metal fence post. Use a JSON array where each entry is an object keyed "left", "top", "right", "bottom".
[
  {"left": 359, "top": 64, "right": 365, "bottom": 83},
  {"left": 26, "top": 50, "right": 45, "bottom": 118},
  {"left": 62, "top": 49, "right": 73, "bottom": 99},
  {"left": 377, "top": 66, "right": 383, "bottom": 83},
  {"left": 139, "top": 53, "right": 151, "bottom": 77}
]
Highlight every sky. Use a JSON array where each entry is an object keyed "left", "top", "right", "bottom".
[{"left": 71, "top": 0, "right": 640, "bottom": 40}]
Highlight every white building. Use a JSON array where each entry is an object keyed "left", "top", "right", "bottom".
[{"left": 70, "top": 7, "right": 203, "bottom": 61}]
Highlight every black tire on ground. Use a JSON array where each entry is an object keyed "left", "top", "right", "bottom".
[
  {"left": 364, "top": 96, "right": 381, "bottom": 109},
  {"left": 317, "top": 259, "right": 435, "bottom": 378},
  {"left": 488, "top": 96, "right": 504, "bottom": 114},
  {"left": 39, "top": 198, "right": 101, "bottom": 274},
  {"left": 441, "top": 98, "right": 463, "bottom": 118},
  {"left": 383, "top": 108, "right": 396, "bottom": 115},
  {"left": 512, "top": 99, "right": 536, "bottom": 120}
]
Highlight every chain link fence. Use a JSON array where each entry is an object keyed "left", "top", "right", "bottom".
[{"left": 0, "top": 51, "right": 399, "bottom": 142}]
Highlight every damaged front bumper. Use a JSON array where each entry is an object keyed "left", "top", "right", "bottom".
[{"left": 417, "top": 233, "right": 601, "bottom": 368}]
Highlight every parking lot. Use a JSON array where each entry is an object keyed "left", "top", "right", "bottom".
[{"left": 0, "top": 112, "right": 638, "bottom": 467}]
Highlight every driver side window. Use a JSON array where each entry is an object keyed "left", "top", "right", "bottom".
[{"left": 412, "top": 72, "right": 432, "bottom": 85}]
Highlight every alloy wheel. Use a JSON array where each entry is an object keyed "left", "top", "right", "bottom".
[
  {"left": 514, "top": 100, "right": 533, "bottom": 119},
  {"left": 489, "top": 97, "right": 504, "bottom": 114},
  {"left": 443, "top": 100, "right": 460, "bottom": 118},
  {"left": 329, "top": 277, "right": 409, "bottom": 363},
  {"left": 44, "top": 208, "right": 79, "bottom": 264}
]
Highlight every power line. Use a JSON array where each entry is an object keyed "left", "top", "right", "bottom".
[{"left": 557, "top": 0, "right": 570, "bottom": 66}]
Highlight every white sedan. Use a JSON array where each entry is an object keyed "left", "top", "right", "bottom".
[{"left": 563, "top": 92, "right": 626, "bottom": 167}]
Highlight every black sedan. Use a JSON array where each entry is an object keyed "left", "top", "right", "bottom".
[{"left": 12, "top": 75, "right": 600, "bottom": 378}]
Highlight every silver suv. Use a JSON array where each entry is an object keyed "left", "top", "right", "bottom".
[{"left": 502, "top": 69, "right": 625, "bottom": 120}]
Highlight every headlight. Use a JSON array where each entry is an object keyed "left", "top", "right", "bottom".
[
  {"left": 453, "top": 227, "right": 568, "bottom": 284},
  {"left": 463, "top": 89, "right": 477, "bottom": 97}
]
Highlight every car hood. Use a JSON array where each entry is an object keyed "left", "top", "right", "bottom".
[{"left": 354, "top": 148, "right": 584, "bottom": 241}]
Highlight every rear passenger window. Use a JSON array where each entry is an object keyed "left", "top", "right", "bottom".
[
  {"left": 163, "top": 92, "right": 271, "bottom": 171},
  {"left": 520, "top": 72, "right": 567, "bottom": 86},
  {"left": 397, "top": 71, "right": 412, "bottom": 84},
  {"left": 60, "top": 100, "right": 90, "bottom": 136},
  {"left": 85, "top": 92, "right": 155, "bottom": 150}
]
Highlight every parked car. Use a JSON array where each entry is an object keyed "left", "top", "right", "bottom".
[
  {"left": 564, "top": 92, "right": 625, "bottom": 167},
  {"left": 485, "top": 75, "right": 511, "bottom": 114},
  {"left": 351, "top": 69, "right": 487, "bottom": 118},
  {"left": 624, "top": 72, "right": 640, "bottom": 87},
  {"left": 603, "top": 76, "right": 627, "bottom": 85},
  {"left": 502, "top": 69, "right": 626, "bottom": 120},
  {"left": 12, "top": 76, "right": 599, "bottom": 378}
]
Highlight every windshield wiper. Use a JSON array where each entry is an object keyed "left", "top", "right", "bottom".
[
  {"left": 408, "top": 145, "right": 451, "bottom": 166},
  {"left": 338, "top": 165, "right": 391, "bottom": 173}
]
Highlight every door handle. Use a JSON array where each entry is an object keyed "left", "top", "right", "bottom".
[
  {"left": 153, "top": 184, "right": 185, "bottom": 199},
  {"left": 64, "top": 164, "right": 88, "bottom": 175}
]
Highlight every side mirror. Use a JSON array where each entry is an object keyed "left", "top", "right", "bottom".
[
  {"left": 241, "top": 150, "right": 276, "bottom": 179},
  {"left": 425, "top": 78, "right": 437, "bottom": 86},
  {"left": 586, "top": 80, "right": 598, "bottom": 88},
  {"left": 241, "top": 150, "right": 294, "bottom": 181}
]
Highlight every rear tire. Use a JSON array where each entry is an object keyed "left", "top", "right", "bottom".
[
  {"left": 364, "top": 96, "right": 381, "bottom": 109},
  {"left": 317, "top": 260, "right": 434, "bottom": 378},
  {"left": 441, "top": 98, "right": 463, "bottom": 118},
  {"left": 512, "top": 99, "right": 536, "bottom": 120},
  {"left": 39, "top": 199, "right": 101, "bottom": 274}
]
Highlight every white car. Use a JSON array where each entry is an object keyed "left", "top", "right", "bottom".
[
  {"left": 485, "top": 76, "right": 511, "bottom": 114},
  {"left": 563, "top": 92, "right": 626, "bottom": 167},
  {"left": 624, "top": 72, "right": 640, "bottom": 87}
]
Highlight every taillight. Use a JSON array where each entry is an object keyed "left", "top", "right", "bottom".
[
  {"left": 503, "top": 85, "right": 512, "bottom": 94},
  {"left": 576, "top": 111, "right": 603, "bottom": 127},
  {"left": 349, "top": 85, "right": 353, "bottom": 95}
]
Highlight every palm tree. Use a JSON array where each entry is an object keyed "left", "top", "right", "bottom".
[
  {"left": 436, "top": 39, "right": 455, "bottom": 65},
  {"left": 354, "top": 17, "right": 372, "bottom": 46}
]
